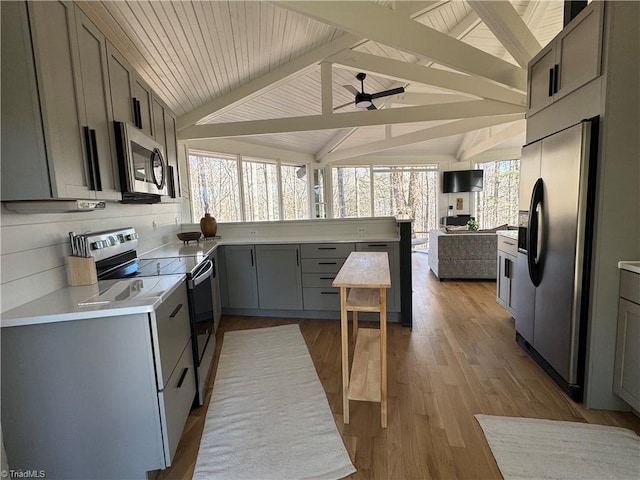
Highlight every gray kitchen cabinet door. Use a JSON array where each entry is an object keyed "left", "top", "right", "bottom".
[
  {"left": 20, "top": 1, "right": 94, "bottom": 200},
  {"left": 106, "top": 42, "right": 135, "bottom": 125},
  {"left": 224, "top": 245, "right": 259, "bottom": 309},
  {"left": 356, "top": 242, "right": 400, "bottom": 312},
  {"left": 0, "top": 1, "right": 50, "bottom": 200},
  {"left": 152, "top": 95, "right": 180, "bottom": 200},
  {"left": 256, "top": 244, "right": 303, "bottom": 310},
  {"left": 74, "top": 8, "right": 120, "bottom": 201},
  {"left": 211, "top": 250, "right": 222, "bottom": 331},
  {"left": 134, "top": 76, "right": 154, "bottom": 137}
]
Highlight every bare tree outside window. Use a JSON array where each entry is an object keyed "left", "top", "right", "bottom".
[
  {"left": 332, "top": 167, "right": 372, "bottom": 218},
  {"left": 281, "top": 165, "right": 309, "bottom": 220},
  {"left": 189, "top": 153, "right": 241, "bottom": 222},
  {"left": 474, "top": 159, "right": 520, "bottom": 228},
  {"left": 243, "top": 159, "right": 279, "bottom": 221}
]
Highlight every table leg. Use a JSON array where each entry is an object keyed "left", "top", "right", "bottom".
[
  {"left": 352, "top": 310, "right": 358, "bottom": 342},
  {"left": 340, "top": 286, "right": 350, "bottom": 424},
  {"left": 380, "top": 287, "right": 388, "bottom": 428}
]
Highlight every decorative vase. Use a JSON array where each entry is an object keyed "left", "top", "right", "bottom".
[{"left": 200, "top": 213, "right": 218, "bottom": 237}]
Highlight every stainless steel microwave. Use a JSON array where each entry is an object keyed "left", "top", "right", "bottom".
[{"left": 114, "top": 121, "right": 167, "bottom": 197}]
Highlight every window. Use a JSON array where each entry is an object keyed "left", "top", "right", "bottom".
[
  {"left": 242, "top": 157, "right": 279, "bottom": 222},
  {"left": 332, "top": 166, "right": 371, "bottom": 218},
  {"left": 281, "top": 165, "right": 309, "bottom": 220},
  {"left": 474, "top": 159, "right": 520, "bottom": 228},
  {"left": 189, "top": 152, "right": 241, "bottom": 222}
]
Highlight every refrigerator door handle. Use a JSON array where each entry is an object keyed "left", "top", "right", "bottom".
[{"left": 527, "top": 178, "right": 544, "bottom": 287}]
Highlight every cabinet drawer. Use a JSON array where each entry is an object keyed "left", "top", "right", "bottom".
[
  {"left": 154, "top": 282, "right": 191, "bottom": 387},
  {"left": 303, "top": 273, "right": 337, "bottom": 288},
  {"left": 620, "top": 271, "right": 640, "bottom": 305},
  {"left": 303, "top": 287, "right": 341, "bottom": 311},
  {"left": 158, "top": 341, "right": 196, "bottom": 466},
  {"left": 300, "top": 243, "right": 354, "bottom": 259},
  {"left": 301, "top": 258, "right": 346, "bottom": 273},
  {"left": 498, "top": 235, "right": 518, "bottom": 257}
]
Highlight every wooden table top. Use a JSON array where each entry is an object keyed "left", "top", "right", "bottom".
[{"left": 332, "top": 252, "right": 391, "bottom": 288}]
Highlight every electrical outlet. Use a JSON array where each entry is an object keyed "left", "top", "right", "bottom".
[
  {"left": 357, "top": 227, "right": 365, "bottom": 238},
  {"left": 249, "top": 230, "right": 257, "bottom": 237}
]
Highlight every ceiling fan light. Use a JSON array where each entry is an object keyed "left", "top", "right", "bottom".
[{"left": 355, "top": 92, "right": 372, "bottom": 109}]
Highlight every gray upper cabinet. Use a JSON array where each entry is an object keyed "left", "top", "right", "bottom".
[
  {"left": 74, "top": 8, "right": 119, "bottom": 201},
  {"left": 527, "top": 1, "right": 603, "bottom": 116},
  {"left": 256, "top": 244, "right": 303, "bottom": 310},
  {"left": 1, "top": 1, "right": 119, "bottom": 201},
  {"left": 152, "top": 94, "right": 180, "bottom": 199},
  {"left": 106, "top": 42, "right": 136, "bottom": 126},
  {"left": 223, "top": 245, "right": 259, "bottom": 309},
  {"left": 134, "top": 76, "right": 154, "bottom": 137}
]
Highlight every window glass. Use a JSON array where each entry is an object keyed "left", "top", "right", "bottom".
[
  {"left": 474, "top": 159, "right": 520, "bottom": 228},
  {"left": 189, "top": 152, "right": 241, "bottom": 222},
  {"left": 281, "top": 165, "right": 309, "bottom": 220},
  {"left": 242, "top": 158, "right": 280, "bottom": 221},
  {"left": 332, "top": 166, "right": 371, "bottom": 218}
]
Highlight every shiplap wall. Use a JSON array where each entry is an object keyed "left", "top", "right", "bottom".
[{"left": 0, "top": 201, "right": 183, "bottom": 313}]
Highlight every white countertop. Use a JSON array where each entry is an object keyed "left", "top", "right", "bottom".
[
  {"left": 1, "top": 275, "right": 186, "bottom": 328},
  {"left": 141, "top": 235, "right": 400, "bottom": 258},
  {"left": 619, "top": 261, "right": 640, "bottom": 274}
]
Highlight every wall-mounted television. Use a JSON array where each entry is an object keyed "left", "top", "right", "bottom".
[{"left": 442, "top": 169, "right": 484, "bottom": 193}]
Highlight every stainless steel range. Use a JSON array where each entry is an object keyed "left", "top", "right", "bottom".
[{"left": 85, "top": 227, "right": 216, "bottom": 406}]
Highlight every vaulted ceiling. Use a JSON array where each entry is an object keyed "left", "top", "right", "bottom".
[{"left": 77, "top": 1, "right": 564, "bottom": 164}]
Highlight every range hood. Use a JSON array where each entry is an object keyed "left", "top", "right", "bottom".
[{"left": 4, "top": 199, "right": 106, "bottom": 214}]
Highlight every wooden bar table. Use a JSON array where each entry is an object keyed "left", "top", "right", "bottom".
[{"left": 333, "top": 251, "right": 391, "bottom": 428}]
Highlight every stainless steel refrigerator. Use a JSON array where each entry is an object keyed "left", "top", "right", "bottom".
[{"left": 515, "top": 119, "right": 598, "bottom": 402}]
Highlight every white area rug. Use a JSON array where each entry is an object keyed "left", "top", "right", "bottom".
[
  {"left": 194, "top": 324, "right": 356, "bottom": 480},
  {"left": 475, "top": 414, "right": 640, "bottom": 480}
]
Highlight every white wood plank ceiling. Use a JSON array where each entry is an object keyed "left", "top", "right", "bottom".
[{"left": 78, "top": 0, "right": 564, "bottom": 163}]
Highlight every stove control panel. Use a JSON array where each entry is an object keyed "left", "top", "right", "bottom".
[{"left": 85, "top": 228, "right": 139, "bottom": 262}]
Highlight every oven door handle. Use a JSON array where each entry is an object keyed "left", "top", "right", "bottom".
[{"left": 188, "top": 260, "right": 213, "bottom": 289}]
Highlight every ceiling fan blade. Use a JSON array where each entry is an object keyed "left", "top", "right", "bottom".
[
  {"left": 367, "top": 103, "right": 377, "bottom": 110},
  {"left": 333, "top": 100, "right": 353, "bottom": 111},
  {"left": 370, "top": 86, "right": 405, "bottom": 100},
  {"left": 342, "top": 85, "right": 360, "bottom": 96}
]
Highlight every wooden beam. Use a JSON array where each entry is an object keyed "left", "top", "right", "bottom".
[
  {"left": 178, "top": 100, "right": 525, "bottom": 140},
  {"left": 319, "top": 114, "right": 525, "bottom": 163},
  {"left": 460, "top": 119, "right": 526, "bottom": 161},
  {"left": 467, "top": 1, "right": 541, "bottom": 68},
  {"left": 176, "top": 33, "right": 361, "bottom": 130},
  {"left": 321, "top": 62, "right": 333, "bottom": 115},
  {"left": 276, "top": 1, "right": 527, "bottom": 91},
  {"left": 390, "top": 92, "right": 477, "bottom": 106},
  {"left": 327, "top": 50, "right": 526, "bottom": 106}
]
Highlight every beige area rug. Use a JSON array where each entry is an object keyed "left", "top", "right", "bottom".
[
  {"left": 475, "top": 414, "right": 640, "bottom": 480},
  {"left": 193, "top": 324, "right": 356, "bottom": 480}
]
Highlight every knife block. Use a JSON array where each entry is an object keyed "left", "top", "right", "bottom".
[{"left": 67, "top": 256, "right": 98, "bottom": 286}]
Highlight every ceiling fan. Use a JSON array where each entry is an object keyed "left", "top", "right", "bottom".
[{"left": 335, "top": 72, "right": 405, "bottom": 111}]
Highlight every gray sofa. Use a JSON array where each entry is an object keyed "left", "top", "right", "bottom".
[{"left": 428, "top": 229, "right": 497, "bottom": 280}]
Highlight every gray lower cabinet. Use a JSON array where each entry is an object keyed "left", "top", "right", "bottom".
[
  {"left": 1, "top": 281, "right": 195, "bottom": 478},
  {"left": 256, "top": 244, "right": 303, "bottom": 310},
  {"left": 613, "top": 270, "right": 640, "bottom": 410},
  {"left": 223, "top": 245, "right": 259, "bottom": 309},
  {"left": 356, "top": 242, "right": 401, "bottom": 313},
  {"left": 211, "top": 249, "right": 223, "bottom": 331},
  {"left": 301, "top": 243, "right": 355, "bottom": 311}
]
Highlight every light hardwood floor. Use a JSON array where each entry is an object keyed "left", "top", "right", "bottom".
[{"left": 159, "top": 253, "right": 640, "bottom": 480}]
